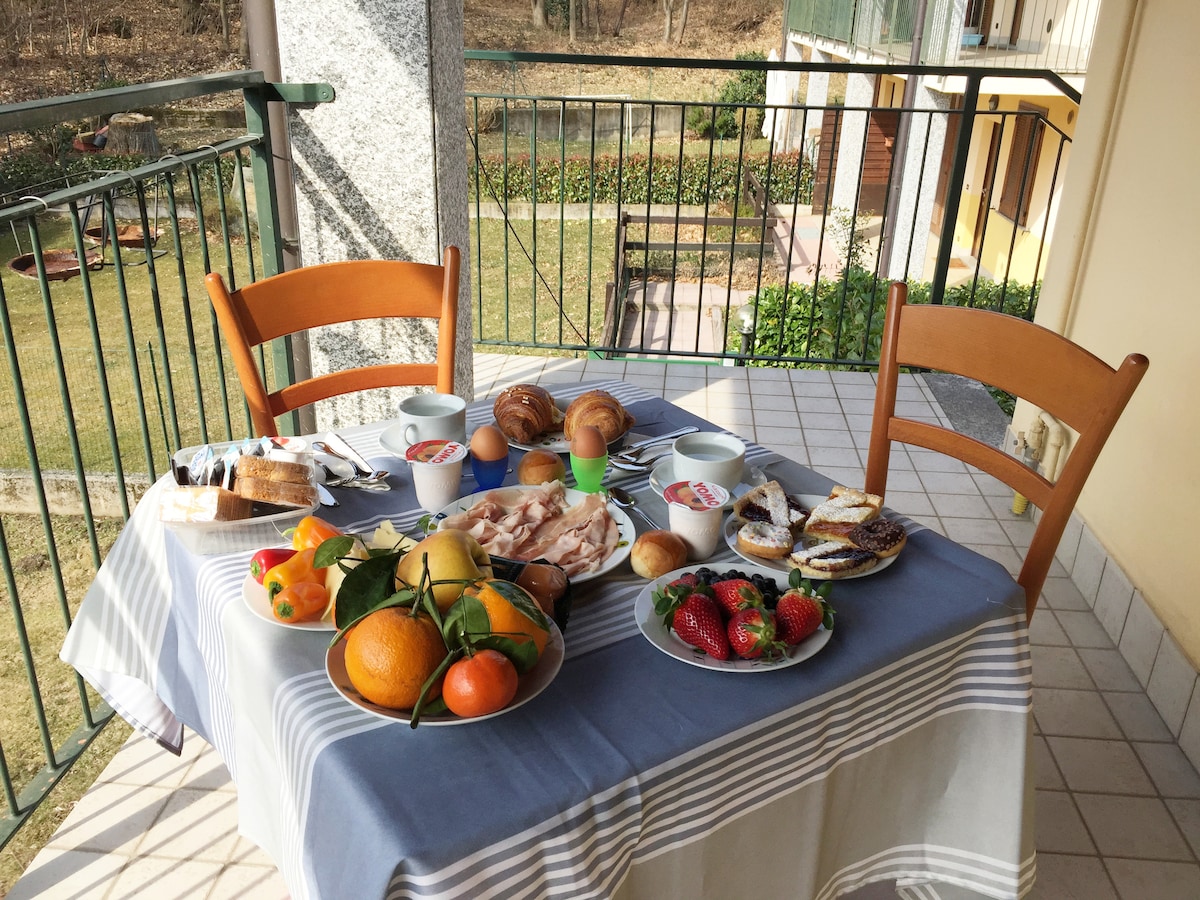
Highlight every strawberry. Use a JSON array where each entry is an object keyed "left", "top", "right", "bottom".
[
  {"left": 672, "top": 592, "right": 730, "bottom": 660},
  {"left": 711, "top": 579, "right": 763, "bottom": 618},
  {"left": 775, "top": 588, "right": 835, "bottom": 645},
  {"left": 727, "top": 607, "right": 785, "bottom": 660}
]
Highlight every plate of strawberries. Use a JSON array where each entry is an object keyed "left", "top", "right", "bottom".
[{"left": 634, "top": 564, "right": 835, "bottom": 671}]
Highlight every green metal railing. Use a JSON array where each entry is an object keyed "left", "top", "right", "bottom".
[
  {"left": 465, "top": 52, "right": 1075, "bottom": 365},
  {"left": 0, "top": 70, "right": 335, "bottom": 852}
]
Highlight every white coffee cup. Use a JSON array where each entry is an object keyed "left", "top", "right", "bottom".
[
  {"left": 672, "top": 432, "right": 746, "bottom": 492},
  {"left": 665, "top": 480, "right": 729, "bottom": 560},
  {"left": 406, "top": 440, "right": 467, "bottom": 512},
  {"left": 398, "top": 393, "right": 467, "bottom": 448}
]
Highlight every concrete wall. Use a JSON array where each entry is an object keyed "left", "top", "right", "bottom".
[
  {"left": 1014, "top": 0, "right": 1200, "bottom": 663},
  {"left": 273, "top": 0, "right": 472, "bottom": 428}
]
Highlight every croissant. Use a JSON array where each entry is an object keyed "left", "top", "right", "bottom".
[
  {"left": 563, "top": 390, "right": 634, "bottom": 444},
  {"left": 493, "top": 384, "right": 562, "bottom": 444}
]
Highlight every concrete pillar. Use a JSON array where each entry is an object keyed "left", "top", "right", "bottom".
[
  {"left": 831, "top": 71, "right": 876, "bottom": 213},
  {"left": 804, "top": 47, "right": 832, "bottom": 145},
  {"left": 885, "top": 85, "right": 950, "bottom": 280},
  {"left": 272, "top": 0, "right": 472, "bottom": 429}
]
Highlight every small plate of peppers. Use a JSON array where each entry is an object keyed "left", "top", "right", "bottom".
[{"left": 243, "top": 516, "right": 344, "bottom": 631}]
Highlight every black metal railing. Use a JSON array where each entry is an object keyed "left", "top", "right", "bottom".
[{"left": 465, "top": 52, "right": 1074, "bottom": 366}]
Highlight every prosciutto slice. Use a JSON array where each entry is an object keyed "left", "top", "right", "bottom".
[{"left": 439, "top": 482, "right": 619, "bottom": 576}]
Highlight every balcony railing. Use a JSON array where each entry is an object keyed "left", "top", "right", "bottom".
[
  {"left": 0, "top": 54, "right": 1076, "bottom": 857},
  {"left": 786, "top": 0, "right": 1100, "bottom": 74}
]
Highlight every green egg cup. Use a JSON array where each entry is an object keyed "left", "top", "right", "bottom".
[{"left": 569, "top": 453, "right": 608, "bottom": 493}]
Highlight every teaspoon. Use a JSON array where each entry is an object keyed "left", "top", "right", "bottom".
[{"left": 606, "top": 486, "right": 660, "bottom": 531}]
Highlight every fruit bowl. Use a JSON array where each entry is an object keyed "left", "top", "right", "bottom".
[
  {"left": 325, "top": 621, "right": 564, "bottom": 725},
  {"left": 633, "top": 564, "right": 832, "bottom": 673}
]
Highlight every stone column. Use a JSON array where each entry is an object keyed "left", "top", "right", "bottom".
[
  {"left": 272, "top": 0, "right": 472, "bottom": 429},
  {"left": 831, "top": 71, "right": 876, "bottom": 213},
  {"left": 885, "top": 85, "right": 950, "bottom": 281},
  {"left": 803, "top": 47, "right": 832, "bottom": 146}
]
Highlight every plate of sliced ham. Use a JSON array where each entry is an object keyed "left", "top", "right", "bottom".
[{"left": 434, "top": 482, "right": 634, "bottom": 582}]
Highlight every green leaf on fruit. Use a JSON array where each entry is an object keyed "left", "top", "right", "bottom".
[
  {"left": 330, "top": 549, "right": 404, "bottom": 633},
  {"left": 313, "top": 535, "right": 355, "bottom": 569}
]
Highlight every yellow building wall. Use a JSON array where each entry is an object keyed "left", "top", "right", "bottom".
[
  {"left": 1017, "top": 0, "right": 1200, "bottom": 663},
  {"left": 953, "top": 96, "right": 1078, "bottom": 284}
]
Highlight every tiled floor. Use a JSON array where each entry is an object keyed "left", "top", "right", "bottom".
[{"left": 12, "top": 353, "right": 1200, "bottom": 899}]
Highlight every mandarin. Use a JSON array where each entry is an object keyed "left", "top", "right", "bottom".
[
  {"left": 343, "top": 608, "right": 447, "bottom": 710},
  {"left": 442, "top": 649, "right": 519, "bottom": 718},
  {"left": 463, "top": 579, "right": 551, "bottom": 660}
]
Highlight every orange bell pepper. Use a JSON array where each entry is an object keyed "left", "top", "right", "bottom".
[
  {"left": 291, "top": 515, "right": 344, "bottom": 552},
  {"left": 263, "top": 548, "right": 325, "bottom": 599},
  {"left": 272, "top": 582, "right": 330, "bottom": 623}
]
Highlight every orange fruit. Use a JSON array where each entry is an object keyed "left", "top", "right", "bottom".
[
  {"left": 343, "top": 608, "right": 447, "bottom": 710},
  {"left": 442, "top": 649, "right": 519, "bottom": 718},
  {"left": 463, "top": 579, "right": 551, "bottom": 660}
]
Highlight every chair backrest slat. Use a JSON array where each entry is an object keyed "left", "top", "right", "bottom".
[
  {"left": 866, "top": 281, "right": 1148, "bottom": 620},
  {"left": 206, "top": 247, "right": 460, "bottom": 436}
]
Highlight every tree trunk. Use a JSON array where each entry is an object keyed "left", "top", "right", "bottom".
[
  {"left": 531, "top": 0, "right": 546, "bottom": 28},
  {"left": 612, "top": 0, "right": 629, "bottom": 35},
  {"left": 180, "top": 0, "right": 206, "bottom": 35},
  {"left": 218, "top": 0, "right": 230, "bottom": 51},
  {"left": 569, "top": 0, "right": 576, "bottom": 42},
  {"left": 661, "top": 0, "right": 675, "bottom": 43},
  {"left": 104, "top": 113, "right": 161, "bottom": 156},
  {"left": 676, "top": 0, "right": 690, "bottom": 43}
]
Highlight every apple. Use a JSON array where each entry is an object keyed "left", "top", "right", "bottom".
[{"left": 396, "top": 529, "right": 493, "bottom": 611}]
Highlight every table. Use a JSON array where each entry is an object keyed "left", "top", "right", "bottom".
[{"left": 62, "top": 379, "right": 1035, "bottom": 900}]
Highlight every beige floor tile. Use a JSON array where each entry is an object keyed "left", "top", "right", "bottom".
[
  {"left": 1035, "top": 790, "right": 1096, "bottom": 854},
  {"left": 1055, "top": 610, "right": 1116, "bottom": 648},
  {"left": 1165, "top": 798, "right": 1200, "bottom": 858},
  {"left": 1047, "top": 737, "right": 1155, "bottom": 795},
  {"left": 1134, "top": 743, "right": 1200, "bottom": 799},
  {"left": 107, "top": 855, "right": 224, "bottom": 898},
  {"left": 1036, "top": 689, "right": 1123, "bottom": 739},
  {"left": 1033, "top": 736, "right": 1066, "bottom": 790},
  {"left": 1079, "top": 649, "right": 1143, "bottom": 693},
  {"left": 1029, "top": 609, "right": 1069, "bottom": 647},
  {"left": 1040, "top": 577, "right": 1091, "bottom": 613},
  {"left": 46, "top": 783, "right": 174, "bottom": 855},
  {"left": 5, "top": 847, "right": 128, "bottom": 900},
  {"left": 1026, "top": 853, "right": 1117, "bottom": 899},
  {"left": 1032, "top": 646, "right": 1093, "bottom": 689},
  {"left": 1074, "top": 794, "right": 1193, "bottom": 860},
  {"left": 1107, "top": 693, "right": 1176, "bottom": 743},
  {"left": 208, "top": 862, "right": 292, "bottom": 899},
  {"left": 1105, "top": 859, "right": 1200, "bottom": 900},
  {"left": 132, "top": 787, "right": 240, "bottom": 862}
]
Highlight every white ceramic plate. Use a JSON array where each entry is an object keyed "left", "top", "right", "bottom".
[
  {"left": 241, "top": 573, "right": 337, "bottom": 632},
  {"left": 325, "top": 622, "right": 564, "bottom": 725},
  {"left": 723, "top": 493, "right": 902, "bottom": 579},
  {"left": 434, "top": 486, "right": 634, "bottom": 583},
  {"left": 648, "top": 460, "right": 768, "bottom": 509},
  {"left": 378, "top": 421, "right": 412, "bottom": 458},
  {"left": 500, "top": 398, "right": 633, "bottom": 453},
  {"left": 634, "top": 565, "right": 833, "bottom": 672}
]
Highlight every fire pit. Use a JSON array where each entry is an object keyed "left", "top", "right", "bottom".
[{"left": 6, "top": 249, "right": 103, "bottom": 281}]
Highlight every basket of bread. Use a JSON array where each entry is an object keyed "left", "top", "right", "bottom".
[{"left": 161, "top": 438, "right": 320, "bottom": 555}]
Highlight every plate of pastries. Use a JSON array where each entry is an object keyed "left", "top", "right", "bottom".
[
  {"left": 492, "top": 385, "right": 634, "bottom": 452},
  {"left": 724, "top": 482, "right": 908, "bottom": 579}
]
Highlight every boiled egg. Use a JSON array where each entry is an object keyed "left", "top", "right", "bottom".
[
  {"left": 570, "top": 425, "right": 607, "bottom": 460},
  {"left": 469, "top": 424, "right": 509, "bottom": 461}
]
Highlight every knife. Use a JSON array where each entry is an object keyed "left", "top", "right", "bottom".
[
  {"left": 317, "top": 433, "right": 375, "bottom": 478},
  {"left": 621, "top": 426, "right": 698, "bottom": 453}
]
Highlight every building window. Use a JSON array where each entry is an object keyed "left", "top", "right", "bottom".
[{"left": 998, "top": 102, "right": 1047, "bottom": 227}]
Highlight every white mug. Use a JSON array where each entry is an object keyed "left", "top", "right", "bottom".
[
  {"left": 398, "top": 393, "right": 467, "bottom": 448},
  {"left": 672, "top": 432, "right": 746, "bottom": 491}
]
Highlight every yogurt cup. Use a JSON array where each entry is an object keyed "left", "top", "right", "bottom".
[
  {"left": 664, "top": 480, "right": 729, "bottom": 560},
  {"left": 406, "top": 440, "right": 467, "bottom": 512}
]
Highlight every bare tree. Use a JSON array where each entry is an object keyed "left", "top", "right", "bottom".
[
  {"left": 676, "top": 0, "right": 690, "bottom": 44},
  {"left": 180, "top": 0, "right": 207, "bottom": 35},
  {"left": 612, "top": 0, "right": 630, "bottom": 36},
  {"left": 661, "top": 0, "right": 676, "bottom": 43},
  {"left": 569, "top": 0, "right": 576, "bottom": 42},
  {"left": 531, "top": 0, "right": 546, "bottom": 28}
]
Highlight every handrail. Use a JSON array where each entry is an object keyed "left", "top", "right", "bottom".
[{"left": 463, "top": 51, "right": 1080, "bottom": 103}]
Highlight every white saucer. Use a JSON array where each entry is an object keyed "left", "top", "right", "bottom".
[{"left": 648, "top": 460, "right": 767, "bottom": 509}]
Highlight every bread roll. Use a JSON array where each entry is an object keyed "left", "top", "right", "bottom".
[
  {"left": 563, "top": 390, "right": 634, "bottom": 444},
  {"left": 630, "top": 530, "right": 688, "bottom": 579},
  {"left": 494, "top": 384, "right": 561, "bottom": 444},
  {"left": 517, "top": 448, "right": 566, "bottom": 485}
]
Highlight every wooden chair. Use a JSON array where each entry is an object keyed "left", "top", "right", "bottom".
[
  {"left": 864, "top": 281, "right": 1148, "bottom": 620},
  {"left": 206, "top": 247, "right": 460, "bottom": 437}
]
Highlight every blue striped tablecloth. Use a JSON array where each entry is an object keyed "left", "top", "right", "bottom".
[{"left": 62, "top": 380, "right": 1035, "bottom": 899}]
